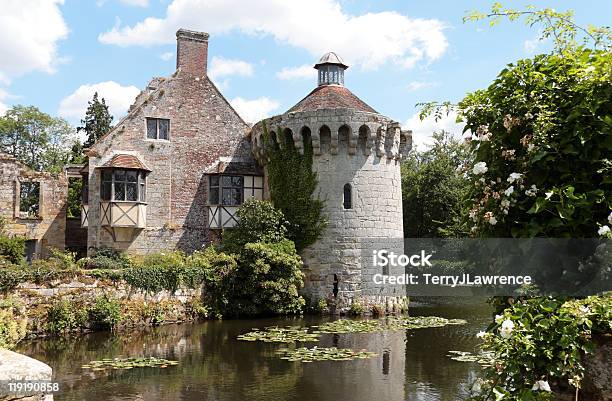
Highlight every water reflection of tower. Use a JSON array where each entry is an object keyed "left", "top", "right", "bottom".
[{"left": 297, "top": 328, "right": 407, "bottom": 401}]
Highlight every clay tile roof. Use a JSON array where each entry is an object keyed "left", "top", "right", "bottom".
[
  {"left": 287, "top": 85, "right": 377, "bottom": 114},
  {"left": 98, "top": 154, "right": 151, "bottom": 171}
]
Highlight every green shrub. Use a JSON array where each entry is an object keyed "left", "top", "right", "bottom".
[
  {"left": 315, "top": 298, "right": 328, "bottom": 314},
  {"left": 460, "top": 48, "right": 611, "bottom": 238},
  {"left": 88, "top": 295, "right": 122, "bottom": 330},
  {"left": 474, "top": 294, "right": 612, "bottom": 400},
  {"left": 196, "top": 247, "right": 239, "bottom": 317},
  {"left": 349, "top": 300, "right": 365, "bottom": 316},
  {"left": 141, "top": 302, "right": 167, "bottom": 326},
  {"left": 123, "top": 251, "right": 187, "bottom": 293},
  {"left": 48, "top": 248, "right": 78, "bottom": 270},
  {"left": 0, "top": 235, "right": 25, "bottom": 264},
  {"left": 27, "top": 259, "right": 63, "bottom": 284},
  {"left": 82, "top": 247, "right": 131, "bottom": 269},
  {"left": 230, "top": 240, "right": 305, "bottom": 316},
  {"left": 46, "top": 299, "right": 87, "bottom": 334},
  {"left": 0, "top": 267, "right": 26, "bottom": 293},
  {"left": 221, "top": 199, "right": 288, "bottom": 253},
  {"left": 0, "top": 297, "right": 28, "bottom": 348},
  {"left": 187, "top": 298, "right": 211, "bottom": 320}
]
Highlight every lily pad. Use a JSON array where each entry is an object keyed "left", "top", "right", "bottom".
[
  {"left": 276, "top": 347, "right": 378, "bottom": 363},
  {"left": 313, "top": 316, "right": 468, "bottom": 334},
  {"left": 446, "top": 350, "right": 494, "bottom": 366},
  {"left": 82, "top": 357, "right": 179, "bottom": 371},
  {"left": 237, "top": 326, "right": 321, "bottom": 343}
]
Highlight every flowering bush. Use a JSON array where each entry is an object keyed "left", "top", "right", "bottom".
[
  {"left": 459, "top": 47, "right": 611, "bottom": 238},
  {"left": 471, "top": 294, "right": 611, "bottom": 400}
]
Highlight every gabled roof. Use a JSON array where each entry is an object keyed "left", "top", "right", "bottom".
[
  {"left": 98, "top": 154, "right": 151, "bottom": 171},
  {"left": 287, "top": 85, "right": 377, "bottom": 114}
]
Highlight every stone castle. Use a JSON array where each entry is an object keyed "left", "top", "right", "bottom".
[{"left": 1, "top": 29, "right": 411, "bottom": 310}]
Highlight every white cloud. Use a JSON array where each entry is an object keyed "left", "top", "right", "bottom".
[
  {"left": 406, "top": 81, "right": 439, "bottom": 91},
  {"left": 120, "top": 0, "right": 149, "bottom": 6},
  {"left": 98, "top": 0, "right": 448, "bottom": 71},
  {"left": 0, "top": 0, "right": 69, "bottom": 83},
  {"left": 209, "top": 56, "right": 255, "bottom": 80},
  {"left": 159, "top": 51, "right": 174, "bottom": 61},
  {"left": 0, "top": 89, "right": 9, "bottom": 115},
  {"left": 403, "top": 111, "right": 467, "bottom": 150},
  {"left": 524, "top": 38, "right": 539, "bottom": 53},
  {"left": 276, "top": 64, "right": 316, "bottom": 80},
  {"left": 524, "top": 32, "right": 547, "bottom": 54},
  {"left": 58, "top": 81, "right": 140, "bottom": 123},
  {"left": 230, "top": 96, "right": 279, "bottom": 125}
]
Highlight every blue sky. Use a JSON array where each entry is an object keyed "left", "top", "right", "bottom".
[{"left": 1, "top": 0, "right": 610, "bottom": 148}]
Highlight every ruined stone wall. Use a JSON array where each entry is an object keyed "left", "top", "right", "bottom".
[
  {"left": 251, "top": 109, "right": 412, "bottom": 312},
  {"left": 86, "top": 33, "right": 253, "bottom": 255},
  {"left": 0, "top": 153, "right": 67, "bottom": 258}
]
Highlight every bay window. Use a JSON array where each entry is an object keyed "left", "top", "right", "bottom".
[{"left": 101, "top": 169, "right": 147, "bottom": 202}]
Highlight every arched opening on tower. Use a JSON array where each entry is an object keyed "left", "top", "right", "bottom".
[
  {"left": 319, "top": 125, "right": 331, "bottom": 154},
  {"left": 343, "top": 183, "right": 352, "bottom": 209},
  {"left": 301, "top": 126, "right": 312, "bottom": 154},
  {"left": 358, "top": 125, "right": 369, "bottom": 155},
  {"left": 282, "top": 128, "right": 294, "bottom": 149},
  {"left": 268, "top": 129, "right": 280, "bottom": 150},
  {"left": 338, "top": 125, "right": 350, "bottom": 154}
]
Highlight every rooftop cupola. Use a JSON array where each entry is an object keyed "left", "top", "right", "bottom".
[{"left": 315, "top": 52, "right": 348, "bottom": 86}]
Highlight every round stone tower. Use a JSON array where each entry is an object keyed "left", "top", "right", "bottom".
[{"left": 251, "top": 52, "right": 412, "bottom": 313}]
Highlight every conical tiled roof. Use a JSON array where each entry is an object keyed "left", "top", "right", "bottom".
[{"left": 287, "top": 85, "right": 377, "bottom": 114}]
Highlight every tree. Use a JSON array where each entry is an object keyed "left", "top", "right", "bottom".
[
  {"left": 78, "top": 92, "right": 113, "bottom": 148},
  {"left": 0, "top": 105, "right": 75, "bottom": 172},
  {"left": 401, "top": 131, "right": 471, "bottom": 237}
]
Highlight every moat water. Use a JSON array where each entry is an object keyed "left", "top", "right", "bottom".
[{"left": 17, "top": 299, "right": 492, "bottom": 401}]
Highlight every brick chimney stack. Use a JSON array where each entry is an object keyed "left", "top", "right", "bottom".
[{"left": 176, "top": 29, "right": 209, "bottom": 76}]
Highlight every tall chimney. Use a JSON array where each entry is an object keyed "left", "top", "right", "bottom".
[{"left": 176, "top": 29, "right": 209, "bottom": 75}]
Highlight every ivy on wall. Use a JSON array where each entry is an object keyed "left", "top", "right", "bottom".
[{"left": 262, "top": 122, "right": 327, "bottom": 252}]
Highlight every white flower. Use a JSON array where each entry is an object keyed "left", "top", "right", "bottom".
[
  {"left": 598, "top": 225, "right": 610, "bottom": 236},
  {"left": 495, "top": 314, "right": 504, "bottom": 323},
  {"left": 500, "top": 319, "right": 514, "bottom": 338},
  {"left": 473, "top": 162, "right": 488, "bottom": 175},
  {"left": 527, "top": 143, "right": 535, "bottom": 152},
  {"left": 489, "top": 216, "right": 497, "bottom": 225},
  {"left": 504, "top": 186, "right": 515, "bottom": 196},
  {"left": 507, "top": 173, "right": 523, "bottom": 183},
  {"left": 501, "top": 199, "right": 510, "bottom": 208},
  {"left": 579, "top": 306, "right": 590, "bottom": 315},
  {"left": 525, "top": 184, "right": 538, "bottom": 197},
  {"left": 476, "top": 331, "right": 486, "bottom": 339},
  {"left": 608, "top": 212, "right": 612, "bottom": 225},
  {"left": 532, "top": 380, "right": 552, "bottom": 392},
  {"left": 545, "top": 191, "right": 554, "bottom": 200}
]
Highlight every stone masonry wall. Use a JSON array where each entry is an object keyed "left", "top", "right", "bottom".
[
  {"left": 0, "top": 153, "right": 67, "bottom": 259},
  {"left": 86, "top": 31, "right": 254, "bottom": 255}
]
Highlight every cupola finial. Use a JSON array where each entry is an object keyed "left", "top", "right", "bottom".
[{"left": 314, "top": 52, "right": 348, "bottom": 86}]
